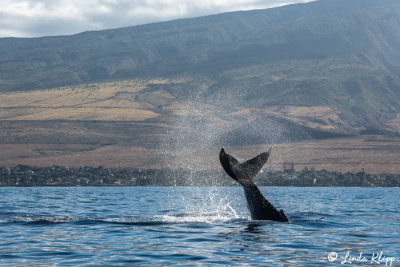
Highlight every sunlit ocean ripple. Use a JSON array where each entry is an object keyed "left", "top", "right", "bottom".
[{"left": 0, "top": 187, "right": 399, "bottom": 266}]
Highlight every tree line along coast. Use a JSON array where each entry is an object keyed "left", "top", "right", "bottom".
[{"left": 0, "top": 165, "right": 399, "bottom": 187}]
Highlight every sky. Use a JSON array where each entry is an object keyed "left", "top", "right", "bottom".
[{"left": 0, "top": 0, "right": 314, "bottom": 38}]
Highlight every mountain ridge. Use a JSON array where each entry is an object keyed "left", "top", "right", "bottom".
[
  {"left": 2, "top": 0, "right": 400, "bottom": 169},
  {"left": 1, "top": 0, "right": 400, "bottom": 89},
  {"left": 1, "top": 0, "right": 400, "bottom": 134}
]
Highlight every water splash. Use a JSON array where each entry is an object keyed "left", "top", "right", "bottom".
[{"left": 158, "top": 83, "right": 300, "bottom": 220}]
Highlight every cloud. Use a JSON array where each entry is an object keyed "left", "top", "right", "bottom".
[{"left": 0, "top": 0, "right": 314, "bottom": 37}]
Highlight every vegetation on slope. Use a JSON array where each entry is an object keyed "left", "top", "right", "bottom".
[
  {"left": 2, "top": 0, "right": 400, "bottom": 173},
  {"left": 1, "top": 0, "right": 400, "bottom": 131}
]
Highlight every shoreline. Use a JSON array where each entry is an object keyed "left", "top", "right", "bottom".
[{"left": 1, "top": 165, "right": 399, "bottom": 187}]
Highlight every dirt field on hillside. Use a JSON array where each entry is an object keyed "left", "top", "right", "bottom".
[
  {"left": 1, "top": 134, "right": 400, "bottom": 174},
  {"left": 2, "top": 79, "right": 400, "bottom": 174}
]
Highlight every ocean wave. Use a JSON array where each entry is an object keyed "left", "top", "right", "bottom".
[{"left": 0, "top": 212, "right": 248, "bottom": 226}]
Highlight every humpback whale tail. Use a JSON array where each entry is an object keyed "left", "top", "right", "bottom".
[
  {"left": 219, "top": 148, "right": 289, "bottom": 222},
  {"left": 219, "top": 148, "right": 271, "bottom": 186}
]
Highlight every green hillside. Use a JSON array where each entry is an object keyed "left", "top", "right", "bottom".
[{"left": 1, "top": 0, "right": 400, "bottom": 133}]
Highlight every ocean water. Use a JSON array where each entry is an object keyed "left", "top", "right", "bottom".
[{"left": 0, "top": 186, "right": 399, "bottom": 266}]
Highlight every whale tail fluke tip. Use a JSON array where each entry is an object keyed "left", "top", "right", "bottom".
[{"left": 279, "top": 209, "right": 289, "bottom": 222}]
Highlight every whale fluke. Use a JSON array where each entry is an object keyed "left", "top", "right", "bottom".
[
  {"left": 239, "top": 147, "right": 272, "bottom": 180},
  {"left": 219, "top": 148, "right": 288, "bottom": 222}
]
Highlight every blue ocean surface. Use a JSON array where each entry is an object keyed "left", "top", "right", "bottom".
[{"left": 0, "top": 186, "right": 399, "bottom": 266}]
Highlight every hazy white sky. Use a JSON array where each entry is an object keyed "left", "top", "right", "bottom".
[{"left": 0, "top": 0, "right": 314, "bottom": 38}]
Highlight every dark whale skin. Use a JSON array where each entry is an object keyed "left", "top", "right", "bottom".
[{"left": 219, "top": 148, "right": 289, "bottom": 222}]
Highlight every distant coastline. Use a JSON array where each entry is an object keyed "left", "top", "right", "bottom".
[{"left": 1, "top": 165, "right": 399, "bottom": 187}]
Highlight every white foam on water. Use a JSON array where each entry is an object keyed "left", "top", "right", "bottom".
[{"left": 155, "top": 211, "right": 247, "bottom": 224}]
